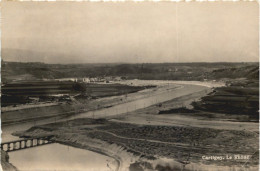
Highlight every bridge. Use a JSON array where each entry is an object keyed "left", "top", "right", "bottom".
[{"left": 0, "top": 136, "right": 54, "bottom": 152}]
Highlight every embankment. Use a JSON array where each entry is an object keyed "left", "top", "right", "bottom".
[
  {"left": 1, "top": 150, "right": 18, "bottom": 171},
  {"left": 2, "top": 103, "right": 75, "bottom": 125},
  {"left": 1, "top": 82, "right": 172, "bottom": 125}
]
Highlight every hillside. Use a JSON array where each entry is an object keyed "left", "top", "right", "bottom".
[
  {"left": 209, "top": 65, "right": 259, "bottom": 80},
  {"left": 2, "top": 61, "right": 258, "bottom": 83}
]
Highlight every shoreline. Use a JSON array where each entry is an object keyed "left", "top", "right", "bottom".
[
  {"left": 55, "top": 141, "right": 122, "bottom": 171},
  {"left": 1, "top": 150, "right": 18, "bottom": 171}
]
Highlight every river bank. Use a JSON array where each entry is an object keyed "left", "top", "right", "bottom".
[
  {"left": 8, "top": 143, "right": 116, "bottom": 171},
  {"left": 1, "top": 150, "right": 18, "bottom": 171},
  {"left": 2, "top": 80, "right": 223, "bottom": 126},
  {"left": 2, "top": 80, "right": 214, "bottom": 143},
  {"left": 2, "top": 82, "right": 156, "bottom": 125}
]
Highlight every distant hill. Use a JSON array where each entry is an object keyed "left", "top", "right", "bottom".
[
  {"left": 2, "top": 61, "right": 258, "bottom": 83},
  {"left": 209, "top": 65, "right": 259, "bottom": 80}
]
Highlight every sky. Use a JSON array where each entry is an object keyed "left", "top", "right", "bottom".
[{"left": 1, "top": 1, "right": 259, "bottom": 64}]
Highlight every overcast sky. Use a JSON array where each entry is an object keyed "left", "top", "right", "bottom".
[{"left": 2, "top": 1, "right": 259, "bottom": 64}]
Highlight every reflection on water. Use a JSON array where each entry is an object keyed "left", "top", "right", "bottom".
[{"left": 9, "top": 143, "right": 115, "bottom": 171}]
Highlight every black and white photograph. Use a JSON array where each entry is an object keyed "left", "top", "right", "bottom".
[{"left": 1, "top": 1, "right": 259, "bottom": 171}]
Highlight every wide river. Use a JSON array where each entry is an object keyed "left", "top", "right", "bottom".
[{"left": 2, "top": 80, "right": 219, "bottom": 171}]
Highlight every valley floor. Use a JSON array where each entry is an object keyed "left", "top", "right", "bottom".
[{"left": 13, "top": 80, "right": 259, "bottom": 171}]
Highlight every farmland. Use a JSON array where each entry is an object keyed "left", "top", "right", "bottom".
[
  {"left": 17, "top": 118, "right": 259, "bottom": 171},
  {"left": 192, "top": 79, "right": 259, "bottom": 120},
  {"left": 1, "top": 81, "right": 149, "bottom": 107}
]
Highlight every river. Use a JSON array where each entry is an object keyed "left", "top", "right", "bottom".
[
  {"left": 8, "top": 143, "right": 117, "bottom": 171},
  {"left": 2, "top": 80, "right": 219, "bottom": 171},
  {"left": 2, "top": 81, "right": 212, "bottom": 143}
]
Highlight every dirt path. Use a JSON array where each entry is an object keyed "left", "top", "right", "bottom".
[{"left": 111, "top": 114, "right": 259, "bottom": 132}]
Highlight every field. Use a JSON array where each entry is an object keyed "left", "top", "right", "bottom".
[
  {"left": 17, "top": 118, "right": 259, "bottom": 171},
  {"left": 1, "top": 81, "right": 148, "bottom": 107},
  {"left": 192, "top": 80, "right": 259, "bottom": 120}
]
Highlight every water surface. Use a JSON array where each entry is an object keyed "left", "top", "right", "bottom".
[{"left": 9, "top": 143, "right": 115, "bottom": 171}]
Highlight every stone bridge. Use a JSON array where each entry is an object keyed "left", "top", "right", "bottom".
[{"left": 0, "top": 136, "right": 54, "bottom": 152}]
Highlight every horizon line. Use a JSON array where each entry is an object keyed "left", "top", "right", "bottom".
[{"left": 2, "top": 60, "right": 259, "bottom": 65}]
